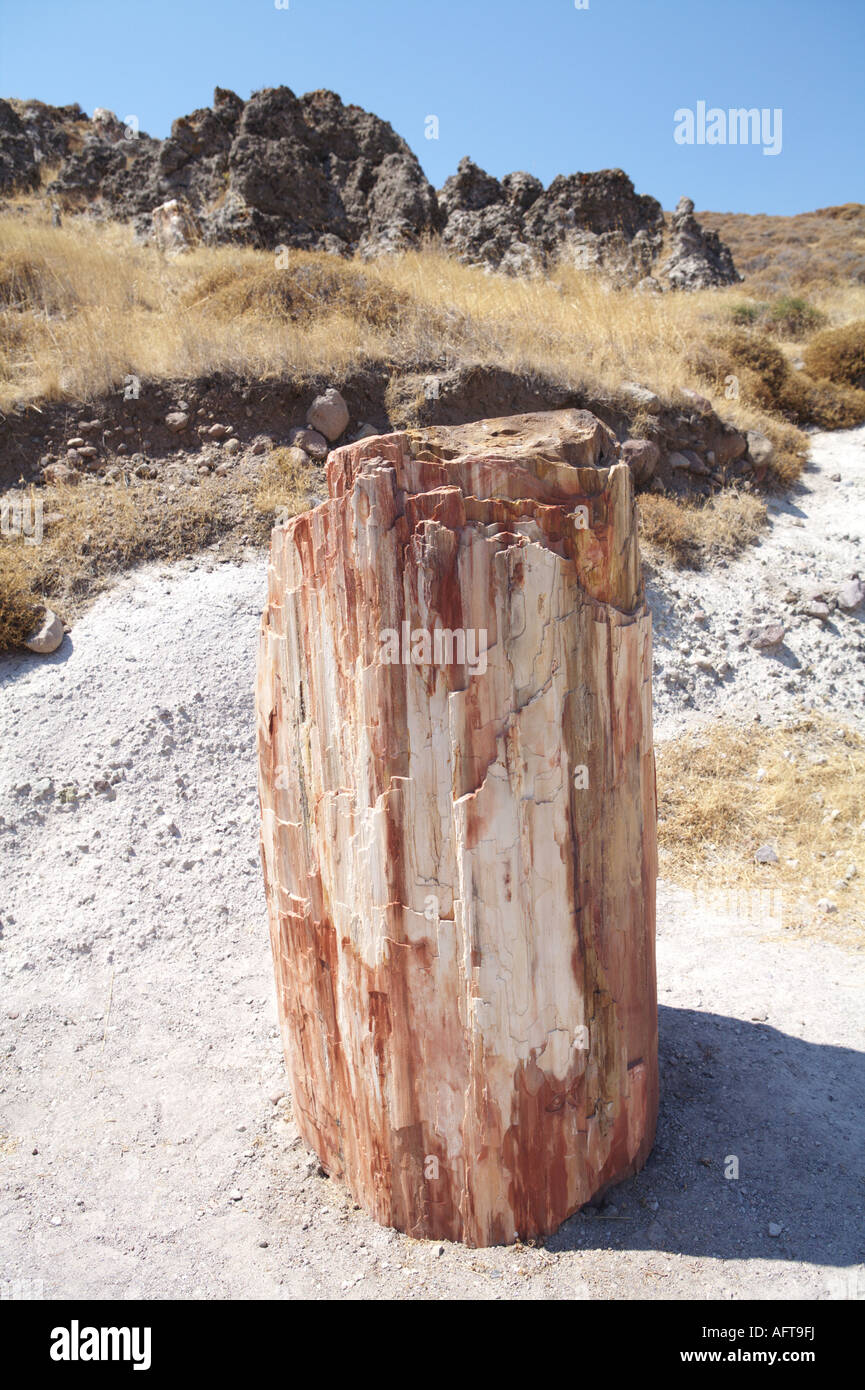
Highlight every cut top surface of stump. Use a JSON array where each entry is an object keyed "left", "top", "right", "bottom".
[{"left": 308, "top": 409, "right": 641, "bottom": 613}]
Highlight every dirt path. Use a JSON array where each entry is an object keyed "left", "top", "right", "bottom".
[{"left": 1, "top": 432, "right": 863, "bottom": 1301}]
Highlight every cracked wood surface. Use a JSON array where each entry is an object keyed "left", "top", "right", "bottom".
[{"left": 256, "top": 409, "right": 658, "bottom": 1246}]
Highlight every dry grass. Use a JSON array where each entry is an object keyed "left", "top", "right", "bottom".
[
  {"left": 3, "top": 206, "right": 863, "bottom": 645},
  {"left": 0, "top": 210, "right": 850, "bottom": 452},
  {"left": 0, "top": 462, "right": 318, "bottom": 647},
  {"left": 254, "top": 447, "right": 323, "bottom": 516},
  {"left": 0, "top": 537, "right": 42, "bottom": 649},
  {"left": 638, "top": 491, "right": 767, "bottom": 567},
  {"left": 698, "top": 204, "right": 865, "bottom": 294},
  {"left": 184, "top": 259, "right": 414, "bottom": 329},
  {"left": 657, "top": 716, "right": 865, "bottom": 945}
]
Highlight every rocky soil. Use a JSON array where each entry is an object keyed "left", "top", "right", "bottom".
[
  {"left": 650, "top": 424, "right": 865, "bottom": 739},
  {"left": 0, "top": 88, "right": 738, "bottom": 286},
  {"left": 1, "top": 365, "right": 759, "bottom": 507},
  {"left": 0, "top": 426, "right": 863, "bottom": 1299}
]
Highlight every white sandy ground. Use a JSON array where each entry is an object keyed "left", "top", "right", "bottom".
[{"left": 0, "top": 429, "right": 863, "bottom": 1301}]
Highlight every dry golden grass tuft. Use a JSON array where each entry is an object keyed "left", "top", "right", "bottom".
[
  {"left": 0, "top": 462, "right": 320, "bottom": 650},
  {"left": 254, "top": 446, "right": 323, "bottom": 516},
  {"left": 0, "top": 537, "right": 42, "bottom": 649},
  {"left": 638, "top": 490, "right": 767, "bottom": 568},
  {"left": 656, "top": 716, "right": 865, "bottom": 945},
  {"left": 184, "top": 256, "right": 414, "bottom": 329}
]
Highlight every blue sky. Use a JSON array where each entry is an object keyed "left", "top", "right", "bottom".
[{"left": 1, "top": 0, "right": 862, "bottom": 214}]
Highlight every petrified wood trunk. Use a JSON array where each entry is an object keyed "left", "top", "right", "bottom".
[{"left": 256, "top": 410, "right": 657, "bottom": 1247}]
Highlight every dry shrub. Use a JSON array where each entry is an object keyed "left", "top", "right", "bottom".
[
  {"left": 765, "top": 294, "right": 827, "bottom": 337},
  {"left": 729, "top": 295, "right": 826, "bottom": 338},
  {"left": 803, "top": 319, "right": 865, "bottom": 387},
  {"left": 697, "top": 329, "right": 865, "bottom": 434},
  {"left": 779, "top": 372, "right": 865, "bottom": 429},
  {"left": 638, "top": 490, "right": 766, "bottom": 568},
  {"left": 756, "top": 418, "right": 809, "bottom": 487},
  {"left": 184, "top": 254, "right": 413, "bottom": 329},
  {"left": 656, "top": 715, "right": 865, "bottom": 943},
  {"left": 0, "top": 539, "right": 42, "bottom": 648},
  {"left": 713, "top": 330, "right": 788, "bottom": 407},
  {"left": 255, "top": 447, "right": 322, "bottom": 516}
]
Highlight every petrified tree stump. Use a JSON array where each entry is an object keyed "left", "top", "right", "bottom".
[{"left": 256, "top": 410, "right": 657, "bottom": 1246}]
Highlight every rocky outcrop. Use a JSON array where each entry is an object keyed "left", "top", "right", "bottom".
[
  {"left": 438, "top": 157, "right": 543, "bottom": 274},
  {"left": 0, "top": 98, "right": 90, "bottom": 193},
  {"left": 0, "top": 88, "right": 740, "bottom": 286},
  {"left": 257, "top": 409, "right": 658, "bottom": 1245},
  {"left": 46, "top": 86, "right": 440, "bottom": 255},
  {"left": 0, "top": 99, "right": 42, "bottom": 194},
  {"left": 439, "top": 157, "right": 666, "bottom": 282},
  {"left": 663, "top": 196, "right": 741, "bottom": 290}
]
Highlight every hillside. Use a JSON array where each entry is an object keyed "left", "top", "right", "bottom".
[{"left": 698, "top": 203, "right": 865, "bottom": 292}]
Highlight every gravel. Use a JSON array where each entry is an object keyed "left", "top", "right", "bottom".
[{"left": 649, "top": 424, "right": 865, "bottom": 740}]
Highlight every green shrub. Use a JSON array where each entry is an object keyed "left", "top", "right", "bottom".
[
  {"left": 767, "top": 296, "right": 827, "bottom": 338},
  {"left": 730, "top": 301, "right": 766, "bottom": 327}
]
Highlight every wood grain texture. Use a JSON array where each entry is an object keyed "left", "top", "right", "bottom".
[{"left": 256, "top": 409, "right": 657, "bottom": 1246}]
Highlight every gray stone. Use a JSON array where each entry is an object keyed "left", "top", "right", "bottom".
[
  {"left": 620, "top": 382, "right": 661, "bottom": 414},
  {"left": 746, "top": 623, "right": 785, "bottom": 650},
  {"left": 306, "top": 388, "right": 349, "bottom": 442},
  {"left": 23, "top": 610, "right": 64, "bottom": 655},
  {"left": 804, "top": 601, "right": 830, "bottom": 621},
  {"left": 288, "top": 428, "right": 328, "bottom": 461},
  {"left": 837, "top": 577, "right": 864, "bottom": 612},
  {"left": 755, "top": 844, "right": 778, "bottom": 864},
  {"left": 746, "top": 430, "right": 774, "bottom": 468},
  {"left": 620, "top": 438, "right": 659, "bottom": 484}
]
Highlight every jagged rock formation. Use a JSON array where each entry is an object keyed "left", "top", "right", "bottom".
[
  {"left": 438, "top": 158, "right": 543, "bottom": 275},
  {"left": 663, "top": 196, "right": 741, "bottom": 290},
  {"left": 439, "top": 156, "right": 666, "bottom": 282},
  {"left": 0, "top": 88, "right": 739, "bottom": 284},
  {"left": 0, "top": 98, "right": 89, "bottom": 193},
  {"left": 256, "top": 409, "right": 658, "bottom": 1245},
  {"left": 11, "top": 86, "right": 439, "bottom": 255}
]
